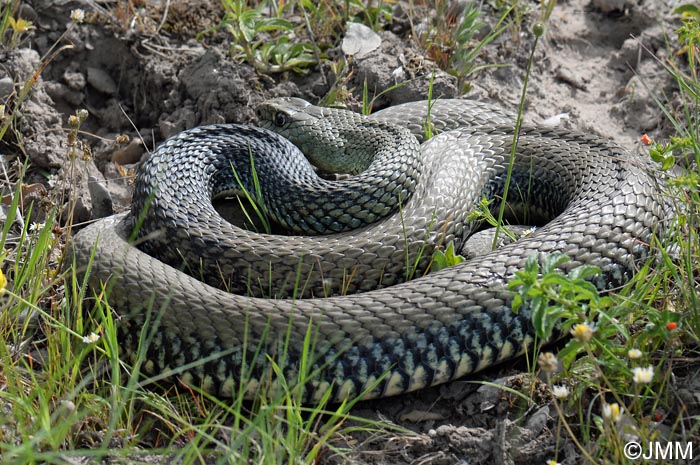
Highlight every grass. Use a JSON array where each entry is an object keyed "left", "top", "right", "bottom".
[
  {"left": 1, "top": 192, "right": 397, "bottom": 463},
  {"left": 525, "top": 9, "right": 700, "bottom": 462},
  {"left": 1, "top": 1, "right": 700, "bottom": 465}
]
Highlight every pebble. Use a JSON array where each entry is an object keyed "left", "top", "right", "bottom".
[
  {"left": 112, "top": 137, "right": 145, "bottom": 165},
  {"left": 0, "top": 76, "right": 14, "bottom": 100},
  {"left": 87, "top": 67, "right": 118, "bottom": 95},
  {"left": 617, "top": 37, "right": 642, "bottom": 68},
  {"left": 18, "top": 3, "right": 38, "bottom": 22},
  {"left": 87, "top": 176, "right": 114, "bottom": 219},
  {"left": 556, "top": 67, "right": 587, "bottom": 90},
  {"left": 63, "top": 69, "right": 86, "bottom": 90},
  {"left": 342, "top": 22, "right": 381, "bottom": 59},
  {"left": 44, "top": 82, "right": 84, "bottom": 107},
  {"left": 541, "top": 113, "right": 570, "bottom": 127}
]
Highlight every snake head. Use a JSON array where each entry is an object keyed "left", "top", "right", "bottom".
[
  {"left": 256, "top": 97, "right": 396, "bottom": 175},
  {"left": 256, "top": 97, "right": 353, "bottom": 173},
  {"left": 256, "top": 97, "right": 321, "bottom": 129}
]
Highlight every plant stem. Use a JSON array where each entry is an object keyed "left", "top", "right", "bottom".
[{"left": 492, "top": 34, "right": 540, "bottom": 250}]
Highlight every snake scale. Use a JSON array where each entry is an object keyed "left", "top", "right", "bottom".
[{"left": 70, "top": 99, "right": 668, "bottom": 403}]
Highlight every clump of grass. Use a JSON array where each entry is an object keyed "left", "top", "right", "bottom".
[
  {"left": 0, "top": 7, "right": 380, "bottom": 464},
  {"left": 509, "top": 9, "right": 700, "bottom": 464},
  {"left": 2, "top": 174, "right": 393, "bottom": 463},
  {"left": 414, "top": 1, "right": 513, "bottom": 93}
]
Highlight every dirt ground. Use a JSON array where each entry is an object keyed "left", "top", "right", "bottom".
[{"left": 0, "top": 0, "right": 690, "bottom": 463}]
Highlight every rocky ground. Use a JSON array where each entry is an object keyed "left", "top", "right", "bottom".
[{"left": 0, "top": 0, "right": 690, "bottom": 463}]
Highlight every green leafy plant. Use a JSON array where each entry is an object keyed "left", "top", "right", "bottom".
[
  {"left": 200, "top": 0, "right": 317, "bottom": 73},
  {"left": 510, "top": 252, "right": 682, "bottom": 463},
  {"left": 344, "top": 0, "right": 392, "bottom": 32},
  {"left": 674, "top": 3, "right": 700, "bottom": 20},
  {"left": 509, "top": 253, "right": 612, "bottom": 342},
  {"left": 430, "top": 242, "right": 465, "bottom": 272},
  {"left": 417, "top": 1, "right": 512, "bottom": 92},
  {"left": 297, "top": 0, "right": 392, "bottom": 43},
  {"left": 229, "top": 147, "right": 273, "bottom": 234},
  {"left": 448, "top": 3, "right": 511, "bottom": 91},
  {"left": 1, "top": 1, "right": 34, "bottom": 49}
]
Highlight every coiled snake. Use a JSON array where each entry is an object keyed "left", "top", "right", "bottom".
[{"left": 71, "top": 99, "right": 668, "bottom": 402}]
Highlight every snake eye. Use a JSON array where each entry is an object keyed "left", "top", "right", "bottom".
[{"left": 274, "top": 112, "right": 289, "bottom": 127}]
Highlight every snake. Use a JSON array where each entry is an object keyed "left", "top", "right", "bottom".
[{"left": 70, "top": 98, "right": 669, "bottom": 403}]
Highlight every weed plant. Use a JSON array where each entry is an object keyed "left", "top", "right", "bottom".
[{"left": 514, "top": 8, "right": 700, "bottom": 463}]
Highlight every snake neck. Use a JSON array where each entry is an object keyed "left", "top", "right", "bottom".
[{"left": 257, "top": 97, "right": 423, "bottom": 177}]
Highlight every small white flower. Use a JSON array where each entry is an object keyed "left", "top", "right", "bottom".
[
  {"left": 570, "top": 322, "right": 595, "bottom": 342},
  {"left": 546, "top": 460, "right": 561, "bottom": 465},
  {"left": 627, "top": 348, "right": 643, "bottom": 359},
  {"left": 632, "top": 366, "right": 654, "bottom": 384},
  {"left": 70, "top": 9, "right": 85, "bottom": 24},
  {"left": 82, "top": 332, "right": 100, "bottom": 344},
  {"left": 538, "top": 352, "right": 559, "bottom": 374},
  {"left": 551, "top": 385, "right": 569, "bottom": 399},
  {"left": 602, "top": 402, "right": 623, "bottom": 422},
  {"left": 0, "top": 104, "right": 5, "bottom": 119},
  {"left": 29, "top": 222, "right": 45, "bottom": 232}
]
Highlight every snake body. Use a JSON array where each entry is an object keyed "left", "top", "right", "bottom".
[{"left": 71, "top": 99, "right": 668, "bottom": 402}]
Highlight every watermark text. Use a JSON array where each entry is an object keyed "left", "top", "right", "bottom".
[{"left": 624, "top": 441, "right": 693, "bottom": 461}]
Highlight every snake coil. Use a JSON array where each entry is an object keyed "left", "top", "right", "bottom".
[{"left": 71, "top": 99, "right": 669, "bottom": 402}]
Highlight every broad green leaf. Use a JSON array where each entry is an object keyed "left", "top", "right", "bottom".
[
  {"left": 674, "top": 4, "right": 700, "bottom": 18},
  {"left": 256, "top": 17, "right": 295, "bottom": 33},
  {"left": 431, "top": 242, "right": 465, "bottom": 272}
]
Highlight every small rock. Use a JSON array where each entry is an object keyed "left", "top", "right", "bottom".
[
  {"left": 476, "top": 378, "right": 506, "bottom": 412},
  {"left": 18, "top": 3, "right": 38, "bottom": 22},
  {"left": 65, "top": 196, "right": 91, "bottom": 225},
  {"left": 541, "top": 113, "right": 570, "bottom": 128},
  {"left": 44, "top": 82, "right": 83, "bottom": 107},
  {"left": 87, "top": 67, "right": 118, "bottom": 95},
  {"left": 399, "top": 409, "right": 446, "bottom": 422},
  {"left": 0, "top": 203, "right": 23, "bottom": 232},
  {"left": 14, "top": 48, "right": 41, "bottom": 80},
  {"left": 555, "top": 67, "right": 587, "bottom": 91},
  {"left": 87, "top": 176, "right": 114, "bottom": 219},
  {"left": 353, "top": 31, "right": 457, "bottom": 108},
  {"left": 431, "top": 424, "right": 494, "bottom": 450},
  {"left": 342, "top": 22, "right": 381, "bottom": 59},
  {"left": 159, "top": 119, "right": 179, "bottom": 139},
  {"left": 21, "top": 97, "right": 64, "bottom": 169},
  {"left": 616, "top": 37, "right": 642, "bottom": 68},
  {"left": 524, "top": 406, "right": 551, "bottom": 436},
  {"left": 63, "top": 69, "right": 86, "bottom": 91},
  {"left": 0, "top": 76, "right": 14, "bottom": 100},
  {"left": 112, "top": 137, "right": 145, "bottom": 165}
]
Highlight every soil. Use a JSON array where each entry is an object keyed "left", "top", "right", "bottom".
[{"left": 0, "top": 0, "right": 691, "bottom": 464}]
